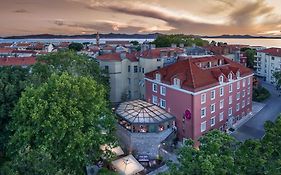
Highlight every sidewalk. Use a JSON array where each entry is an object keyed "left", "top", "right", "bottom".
[{"left": 232, "top": 101, "right": 266, "bottom": 130}]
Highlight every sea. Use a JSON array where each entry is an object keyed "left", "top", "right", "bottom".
[
  {"left": 0, "top": 38, "right": 154, "bottom": 44},
  {"left": 203, "top": 38, "right": 281, "bottom": 48},
  {"left": 1, "top": 38, "right": 281, "bottom": 48}
]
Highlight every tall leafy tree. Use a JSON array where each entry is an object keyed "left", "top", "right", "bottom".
[
  {"left": 0, "top": 66, "right": 30, "bottom": 166},
  {"left": 68, "top": 42, "right": 84, "bottom": 51},
  {"left": 5, "top": 73, "right": 116, "bottom": 174},
  {"left": 273, "top": 71, "right": 281, "bottom": 89},
  {"left": 245, "top": 49, "right": 256, "bottom": 68},
  {"left": 30, "top": 50, "right": 109, "bottom": 89}
]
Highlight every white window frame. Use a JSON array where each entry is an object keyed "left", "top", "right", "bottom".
[
  {"left": 160, "top": 86, "right": 166, "bottom": 96},
  {"left": 243, "top": 79, "right": 246, "bottom": 87},
  {"left": 211, "top": 90, "right": 216, "bottom": 100},
  {"left": 237, "top": 92, "right": 240, "bottom": 100},
  {"left": 219, "top": 112, "right": 224, "bottom": 122},
  {"left": 174, "top": 78, "right": 181, "bottom": 87},
  {"left": 236, "top": 103, "right": 240, "bottom": 112},
  {"left": 229, "top": 83, "right": 233, "bottom": 93},
  {"left": 160, "top": 99, "right": 166, "bottom": 109},
  {"left": 228, "top": 73, "right": 233, "bottom": 80},
  {"left": 152, "top": 95, "right": 158, "bottom": 105},
  {"left": 220, "top": 87, "right": 224, "bottom": 97},
  {"left": 228, "top": 107, "right": 233, "bottom": 116},
  {"left": 247, "top": 87, "right": 250, "bottom": 95},
  {"left": 229, "top": 95, "right": 232, "bottom": 104},
  {"left": 242, "top": 100, "right": 245, "bottom": 108},
  {"left": 248, "top": 77, "right": 250, "bottom": 85},
  {"left": 152, "top": 83, "right": 158, "bottom": 93},
  {"left": 155, "top": 73, "right": 161, "bottom": 81},
  {"left": 211, "top": 117, "right": 216, "bottom": 127},
  {"left": 247, "top": 97, "right": 250, "bottom": 105},
  {"left": 201, "top": 107, "right": 206, "bottom": 118},
  {"left": 243, "top": 90, "right": 245, "bottom": 97},
  {"left": 219, "top": 75, "right": 224, "bottom": 84},
  {"left": 220, "top": 99, "right": 224, "bottom": 109},
  {"left": 201, "top": 93, "right": 206, "bottom": 104},
  {"left": 237, "top": 81, "right": 240, "bottom": 89},
  {"left": 201, "top": 121, "right": 206, "bottom": 132},
  {"left": 210, "top": 103, "right": 216, "bottom": 113}
]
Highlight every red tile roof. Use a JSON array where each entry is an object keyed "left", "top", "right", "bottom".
[
  {"left": 0, "top": 48, "right": 14, "bottom": 54},
  {"left": 139, "top": 47, "right": 184, "bottom": 59},
  {"left": 145, "top": 55, "right": 252, "bottom": 92},
  {"left": 105, "top": 41, "right": 130, "bottom": 45},
  {"left": 12, "top": 50, "right": 37, "bottom": 54},
  {"left": 0, "top": 43, "right": 13, "bottom": 48},
  {"left": 16, "top": 43, "right": 31, "bottom": 47},
  {"left": 96, "top": 52, "right": 138, "bottom": 62},
  {"left": 0, "top": 57, "right": 36, "bottom": 66},
  {"left": 257, "top": 48, "right": 281, "bottom": 57}
]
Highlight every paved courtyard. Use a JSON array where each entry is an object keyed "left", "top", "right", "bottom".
[{"left": 231, "top": 81, "right": 281, "bottom": 141}]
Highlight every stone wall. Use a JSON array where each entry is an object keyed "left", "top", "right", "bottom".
[{"left": 116, "top": 125, "right": 174, "bottom": 158}]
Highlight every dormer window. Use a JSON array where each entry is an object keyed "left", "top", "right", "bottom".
[
  {"left": 208, "top": 62, "right": 212, "bottom": 68},
  {"left": 236, "top": 71, "right": 240, "bottom": 78},
  {"left": 173, "top": 78, "right": 181, "bottom": 87},
  {"left": 155, "top": 73, "right": 161, "bottom": 82},
  {"left": 219, "top": 75, "right": 224, "bottom": 84},
  {"left": 228, "top": 73, "right": 233, "bottom": 80}
]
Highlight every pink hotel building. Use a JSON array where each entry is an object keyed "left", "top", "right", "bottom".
[{"left": 145, "top": 55, "right": 253, "bottom": 141}]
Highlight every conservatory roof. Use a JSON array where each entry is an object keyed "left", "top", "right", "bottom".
[{"left": 116, "top": 100, "right": 175, "bottom": 124}]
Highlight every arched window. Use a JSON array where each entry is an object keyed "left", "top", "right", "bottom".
[
  {"left": 174, "top": 78, "right": 181, "bottom": 87},
  {"left": 228, "top": 73, "right": 233, "bottom": 80},
  {"left": 219, "top": 75, "right": 224, "bottom": 84},
  {"left": 155, "top": 73, "right": 161, "bottom": 81}
]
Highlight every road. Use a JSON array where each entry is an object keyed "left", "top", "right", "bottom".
[{"left": 231, "top": 81, "right": 281, "bottom": 141}]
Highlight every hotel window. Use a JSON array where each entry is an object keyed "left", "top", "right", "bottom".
[
  {"left": 243, "top": 79, "right": 246, "bottom": 87},
  {"left": 219, "top": 75, "right": 224, "bottom": 84},
  {"left": 134, "top": 66, "right": 138, "bottom": 73},
  {"left": 156, "top": 73, "right": 161, "bottom": 81},
  {"left": 210, "top": 103, "right": 215, "bottom": 113},
  {"left": 211, "top": 117, "right": 216, "bottom": 127},
  {"left": 219, "top": 112, "right": 224, "bottom": 121},
  {"left": 220, "top": 100, "right": 224, "bottom": 109},
  {"left": 201, "top": 93, "right": 206, "bottom": 104},
  {"left": 229, "top": 84, "right": 233, "bottom": 93},
  {"left": 228, "top": 107, "right": 233, "bottom": 116},
  {"left": 236, "top": 103, "right": 240, "bottom": 112},
  {"left": 211, "top": 90, "right": 216, "bottom": 100},
  {"left": 220, "top": 87, "right": 224, "bottom": 96},
  {"left": 152, "top": 83, "right": 157, "bottom": 92},
  {"left": 228, "top": 73, "right": 233, "bottom": 80},
  {"left": 160, "top": 99, "right": 166, "bottom": 109},
  {"left": 237, "top": 81, "right": 240, "bottom": 89},
  {"left": 128, "top": 65, "right": 131, "bottom": 72},
  {"left": 236, "top": 71, "right": 240, "bottom": 78},
  {"left": 237, "top": 92, "right": 240, "bottom": 100},
  {"left": 229, "top": 95, "right": 232, "bottom": 104},
  {"left": 160, "top": 86, "right": 166, "bottom": 96},
  {"left": 248, "top": 77, "right": 251, "bottom": 85},
  {"left": 242, "top": 100, "right": 245, "bottom": 108},
  {"left": 201, "top": 107, "right": 206, "bottom": 118},
  {"left": 243, "top": 90, "right": 246, "bottom": 97},
  {"left": 174, "top": 78, "right": 181, "bottom": 87},
  {"left": 201, "top": 121, "right": 206, "bottom": 132},
  {"left": 152, "top": 95, "right": 158, "bottom": 105},
  {"left": 247, "top": 87, "right": 251, "bottom": 95}
]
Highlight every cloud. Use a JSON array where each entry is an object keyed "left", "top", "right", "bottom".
[{"left": 13, "top": 9, "right": 29, "bottom": 13}]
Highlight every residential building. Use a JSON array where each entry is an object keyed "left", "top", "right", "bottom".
[
  {"left": 96, "top": 47, "right": 185, "bottom": 104},
  {"left": 255, "top": 48, "right": 281, "bottom": 84},
  {"left": 145, "top": 55, "right": 253, "bottom": 142}
]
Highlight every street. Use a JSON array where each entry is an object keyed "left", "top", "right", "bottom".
[{"left": 232, "top": 81, "right": 281, "bottom": 141}]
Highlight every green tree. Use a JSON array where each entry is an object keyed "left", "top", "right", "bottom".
[
  {"left": 30, "top": 50, "right": 109, "bottom": 89},
  {"left": 68, "top": 42, "right": 84, "bottom": 51},
  {"left": 152, "top": 34, "right": 208, "bottom": 48},
  {"left": 166, "top": 130, "right": 237, "bottom": 175},
  {"left": 245, "top": 49, "right": 256, "bottom": 68},
  {"left": 6, "top": 73, "right": 116, "bottom": 174},
  {"left": 0, "top": 66, "right": 30, "bottom": 166},
  {"left": 130, "top": 41, "right": 139, "bottom": 46}
]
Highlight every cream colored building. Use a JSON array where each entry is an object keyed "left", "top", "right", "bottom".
[
  {"left": 255, "top": 48, "right": 281, "bottom": 84},
  {"left": 96, "top": 47, "right": 185, "bottom": 104}
]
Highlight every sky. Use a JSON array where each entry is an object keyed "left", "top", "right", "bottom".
[{"left": 0, "top": 0, "right": 281, "bottom": 36}]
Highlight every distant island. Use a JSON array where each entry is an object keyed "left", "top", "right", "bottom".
[{"left": 1, "top": 33, "right": 281, "bottom": 40}]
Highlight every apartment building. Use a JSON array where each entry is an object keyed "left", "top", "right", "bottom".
[
  {"left": 145, "top": 55, "right": 253, "bottom": 142},
  {"left": 96, "top": 47, "right": 185, "bottom": 104},
  {"left": 255, "top": 48, "right": 281, "bottom": 84}
]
